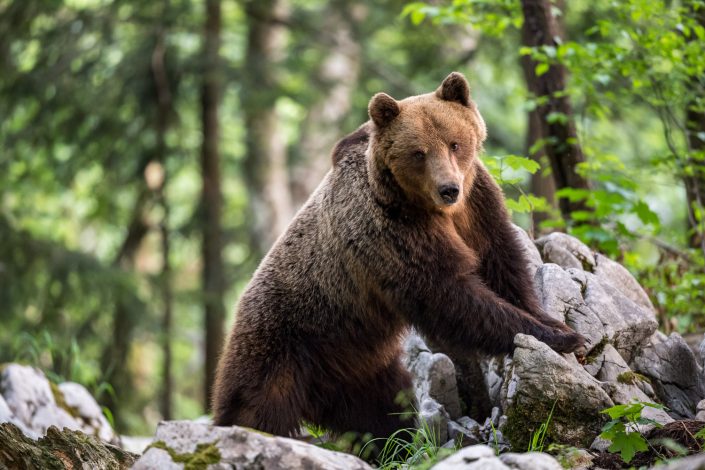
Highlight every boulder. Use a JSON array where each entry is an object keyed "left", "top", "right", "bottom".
[
  {"left": 535, "top": 232, "right": 595, "bottom": 271},
  {"left": 534, "top": 264, "right": 603, "bottom": 351},
  {"left": 631, "top": 332, "right": 705, "bottom": 418},
  {"left": 592, "top": 253, "right": 655, "bottom": 313},
  {"left": 512, "top": 224, "right": 543, "bottom": 278},
  {"left": 655, "top": 452, "right": 705, "bottom": 470},
  {"left": 570, "top": 270, "right": 657, "bottom": 361},
  {"left": 132, "top": 420, "right": 371, "bottom": 470},
  {"left": 499, "top": 452, "right": 563, "bottom": 470},
  {"left": 430, "top": 445, "right": 505, "bottom": 470},
  {"left": 0, "top": 364, "right": 118, "bottom": 444},
  {"left": 403, "top": 331, "right": 462, "bottom": 443},
  {"left": 430, "top": 444, "right": 563, "bottom": 470},
  {"left": 501, "top": 335, "right": 613, "bottom": 449}
]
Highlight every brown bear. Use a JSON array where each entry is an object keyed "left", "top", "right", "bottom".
[{"left": 212, "top": 72, "right": 585, "bottom": 441}]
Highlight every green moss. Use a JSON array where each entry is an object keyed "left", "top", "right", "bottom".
[
  {"left": 148, "top": 440, "right": 221, "bottom": 470},
  {"left": 584, "top": 337, "right": 609, "bottom": 365},
  {"left": 49, "top": 382, "right": 81, "bottom": 419},
  {"left": 617, "top": 371, "right": 650, "bottom": 385}
]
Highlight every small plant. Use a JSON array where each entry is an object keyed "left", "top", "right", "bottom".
[
  {"left": 362, "top": 416, "right": 458, "bottom": 470},
  {"left": 528, "top": 401, "right": 557, "bottom": 453},
  {"left": 599, "top": 401, "right": 665, "bottom": 463}
]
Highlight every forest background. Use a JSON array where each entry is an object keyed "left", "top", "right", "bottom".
[{"left": 1, "top": 0, "right": 704, "bottom": 435}]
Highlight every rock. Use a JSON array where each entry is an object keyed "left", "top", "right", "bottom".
[
  {"left": 575, "top": 271, "right": 657, "bottom": 361},
  {"left": 501, "top": 334, "right": 613, "bottom": 449},
  {"left": 593, "top": 253, "right": 655, "bottom": 313},
  {"left": 551, "top": 447, "right": 594, "bottom": 470},
  {"left": 59, "top": 382, "right": 118, "bottom": 443},
  {"left": 0, "top": 422, "right": 136, "bottom": 469},
  {"left": 534, "top": 264, "right": 603, "bottom": 350},
  {"left": 0, "top": 364, "right": 118, "bottom": 444},
  {"left": 420, "top": 398, "right": 450, "bottom": 444},
  {"left": 457, "top": 416, "right": 481, "bottom": 433},
  {"left": 447, "top": 420, "right": 480, "bottom": 446},
  {"left": 512, "top": 224, "right": 543, "bottom": 277},
  {"left": 119, "top": 435, "right": 154, "bottom": 454},
  {"left": 403, "top": 332, "right": 462, "bottom": 420},
  {"left": 499, "top": 452, "right": 563, "bottom": 470},
  {"left": 1, "top": 364, "right": 59, "bottom": 428},
  {"left": 696, "top": 399, "right": 705, "bottom": 421},
  {"left": 535, "top": 232, "right": 595, "bottom": 271},
  {"left": 590, "top": 435, "right": 611, "bottom": 452},
  {"left": 699, "top": 336, "right": 705, "bottom": 367},
  {"left": 632, "top": 332, "right": 705, "bottom": 418},
  {"left": 132, "top": 420, "right": 371, "bottom": 470},
  {"left": 430, "top": 445, "right": 506, "bottom": 470},
  {"left": 655, "top": 452, "right": 705, "bottom": 469}
]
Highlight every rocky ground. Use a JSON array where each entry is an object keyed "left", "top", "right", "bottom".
[{"left": 1, "top": 227, "right": 705, "bottom": 469}]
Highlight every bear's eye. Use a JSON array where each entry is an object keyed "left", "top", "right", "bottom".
[
  {"left": 412, "top": 151, "right": 425, "bottom": 160},
  {"left": 450, "top": 142, "right": 460, "bottom": 151}
]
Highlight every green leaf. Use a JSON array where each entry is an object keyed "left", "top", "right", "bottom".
[
  {"left": 503, "top": 155, "right": 541, "bottom": 174},
  {"left": 535, "top": 62, "right": 550, "bottom": 77},
  {"left": 607, "top": 431, "right": 648, "bottom": 463},
  {"left": 633, "top": 201, "right": 659, "bottom": 226}
]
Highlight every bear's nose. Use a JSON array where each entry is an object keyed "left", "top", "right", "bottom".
[{"left": 438, "top": 184, "right": 460, "bottom": 204}]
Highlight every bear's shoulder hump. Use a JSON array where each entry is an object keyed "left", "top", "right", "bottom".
[{"left": 331, "top": 123, "right": 370, "bottom": 167}]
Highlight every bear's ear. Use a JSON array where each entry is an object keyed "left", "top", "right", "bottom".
[
  {"left": 369, "top": 93, "right": 400, "bottom": 128},
  {"left": 436, "top": 72, "right": 471, "bottom": 107}
]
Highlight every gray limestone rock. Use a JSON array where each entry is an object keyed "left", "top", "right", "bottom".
[
  {"left": 632, "top": 332, "right": 705, "bottom": 418},
  {"left": 499, "top": 452, "right": 563, "bottom": 470},
  {"left": 696, "top": 399, "right": 705, "bottom": 421},
  {"left": 655, "top": 452, "right": 705, "bottom": 470},
  {"left": 403, "top": 332, "right": 462, "bottom": 421},
  {"left": 593, "top": 253, "right": 655, "bottom": 313},
  {"left": 430, "top": 445, "right": 507, "bottom": 470},
  {"left": 535, "top": 232, "right": 595, "bottom": 271},
  {"left": 501, "top": 334, "right": 613, "bottom": 449},
  {"left": 512, "top": 224, "right": 543, "bottom": 278},
  {"left": 132, "top": 421, "right": 371, "bottom": 470},
  {"left": 0, "top": 364, "right": 118, "bottom": 443},
  {"left": 576, "top": 271, "right": 657, "bottom": 361},
  {"left": 534, "top": 264, "right": 604, "bottom": 351}
]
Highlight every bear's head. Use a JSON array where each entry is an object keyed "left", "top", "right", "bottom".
[{"left": 367, "top": 72, "right": 487, "bottom": 212}]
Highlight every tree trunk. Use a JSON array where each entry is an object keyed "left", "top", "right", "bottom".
[
  {"left": 151, "top": 25, "right": 173, "bottom": 421},
  {"left": 520, "top": 0, "right": 590, "bottom": 220},
  {"left": 684, "top": 3, "right": 705, "bottom": 253},
  {"left": 291, "top": 2, "right": 365, "bottom": 206},
  {"left": 242, "top": 0, "right": 292, "bottom": 256},
  {"left": 201, "top": 0, "right": 226, "bottom": 412}
]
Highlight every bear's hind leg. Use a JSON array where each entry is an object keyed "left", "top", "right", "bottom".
[
  {"left": 214, "top": 372, "right": 305, "bottom": 437},
  {"left": 312, "top": 358, "right": 416, "bottom": 457}
]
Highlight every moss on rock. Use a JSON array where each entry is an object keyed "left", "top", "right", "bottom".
[
  {"left": 616, "top": 371, "right": 650, "bottom": 385},
  {"left": 148, "top": 440, "right": 221, "bottom": 470},
  {"left": 49, "top": 381, "right": 81, "bottom": 419}
]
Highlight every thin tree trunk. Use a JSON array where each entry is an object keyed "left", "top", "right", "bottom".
[
  {"left": 201, "top": 0, "right": 226, "bottom": 412},
  {"left": 151, "top": 25, "right": 173, "bottom": 421},
  {"left": 242, "top": 0, "right": 292, "bottom": 256},
  {"left": 684, "top": 3, "right": 705, "bottom": 253},
  {"left": 520, "top": 0, "right": 590, "bottom": 220},
  {"left": 291, "top": 3, "right": 364, "bottom": 206}
]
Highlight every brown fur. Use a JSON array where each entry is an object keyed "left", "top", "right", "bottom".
[{"left": 213, "top": 72, "right": 585, "bottom": 440}]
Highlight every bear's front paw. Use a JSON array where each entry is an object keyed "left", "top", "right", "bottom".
[{"left": 548, "top": 330, "right": 587, "bottom": 357}]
